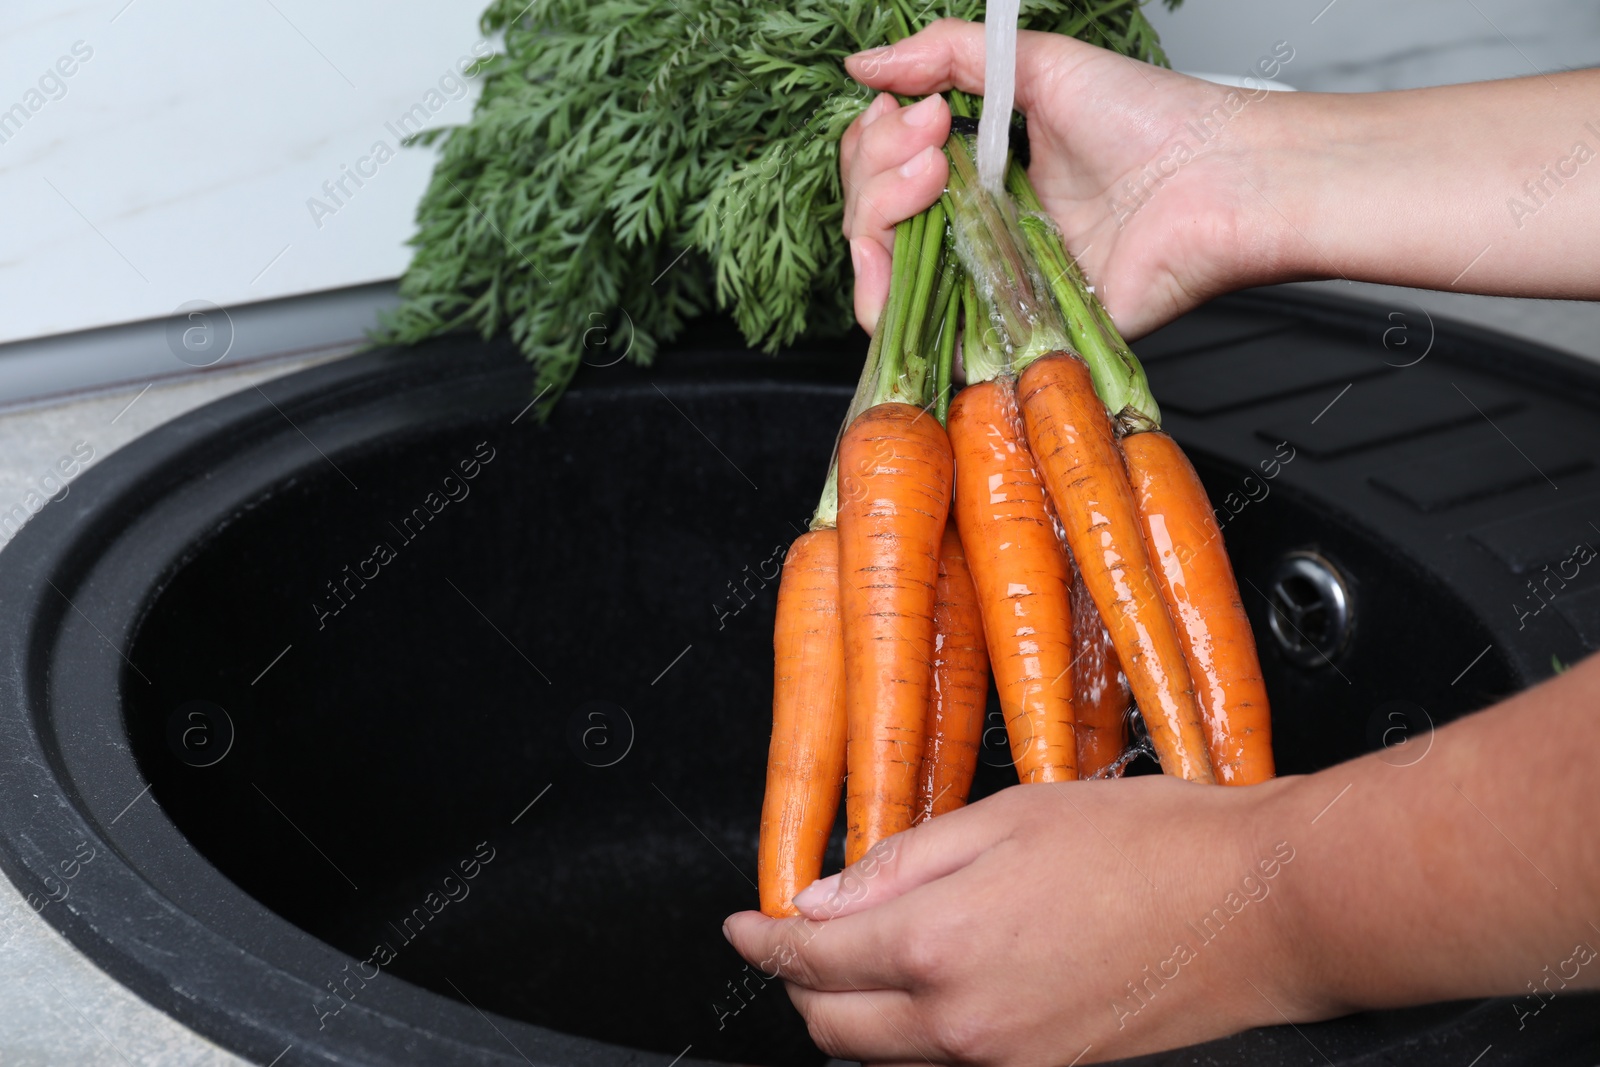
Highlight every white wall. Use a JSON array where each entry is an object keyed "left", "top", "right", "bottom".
[{"left": 0, "top": 0, "right": 488, "bottom": 346}]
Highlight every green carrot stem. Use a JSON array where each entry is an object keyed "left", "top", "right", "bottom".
[
  {"left": 960, "top": 275, "right": 1006, "bottom": 384},
  {"left": 917, "top": 234, "right": 960, "bottom": 410},
  {"left": 961, "top": 277, "right": 982, "bottom": 378},
  {"left": 921, "top": 256, "right": 959, "bottom": 364},
  {"left": 933, "top": 270, "right": 961, "bottom": 424},
  {"left": 896, "top": 201, "right": 949, "bottom": 402},
  {"left": 1007, "top": 163, "right": 1160, "bottom": 432},
  {"left": 811, "top": 316, "right": 885, "bottom": 529},
  {"left": 943, "top": 133, "right": 1069, "bottom": 371},
  {"left": 874, "top": 215, "right": 923, "bottom": 403},
  {"left": 917, "top": 206, "right": 959, "bottom": 349},
  {"left": 887, "top": 0, "right": 916, "bottom": 42},
  {"left": 811, "top": 463, "right": 841, "bottom": 530},
  {"left": 946, "top": 139, "right": 1035, "bottom": 316}
]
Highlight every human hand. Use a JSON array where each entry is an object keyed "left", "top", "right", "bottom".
[
  {"left": 839, "top": 19, "right": 1298, "bottom": 339},
  {"left": 724, "top": 776, "right": 1318, "bottom": 1065}
]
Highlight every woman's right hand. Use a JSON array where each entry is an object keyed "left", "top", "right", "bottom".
[{"left": 840, "top": 18, "right": 1299, "bottom": 339}]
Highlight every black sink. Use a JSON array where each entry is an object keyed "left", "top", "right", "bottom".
[{"left": 1, "top": 288, "right": 1598, "bottom": 1067}]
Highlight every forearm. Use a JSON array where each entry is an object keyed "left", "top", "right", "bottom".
[
  {"left": 1251, "top": 72, "right": 1600, "bottom": 299},
  {"left": 1261, "top": 654, "right": 1600, "bottom": 1016}
]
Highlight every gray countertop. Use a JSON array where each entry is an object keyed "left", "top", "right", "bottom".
[{"left": 0, "top": 352, "right": 352, "bottom": 1067}]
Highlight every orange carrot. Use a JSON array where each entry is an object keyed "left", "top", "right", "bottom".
[
  {"left": 837, "top": 402, "right": 953, "bottom": 863},
  {"left": 1121, "top": 431, "right": 1274, "bottom": 785},
  {"left": 1018, "top": 354, "right": 1216, "bottom": 784},
  {"left": 917, "top": 526, "right": 990, "bottom": 820},
  {"left": 758, "top": 529, "right": 848, "bottom": 917},
  {"left": 947, "top": 378, "right": 1078, "bottom": 783},
  {"left": 1070, "top": 559, "right": 1131, "bottom": 778}
]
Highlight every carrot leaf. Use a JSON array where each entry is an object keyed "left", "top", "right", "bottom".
[{"left": 372, "top": 0, "right": 1180, "bottom": 413}]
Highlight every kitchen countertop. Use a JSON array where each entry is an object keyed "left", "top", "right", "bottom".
[{"left": 0, "top": 353, "right": 352, "bottom": 1067}]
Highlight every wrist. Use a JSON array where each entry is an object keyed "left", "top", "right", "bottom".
[
  {"left": 1226, "top": 89, "right": 1350, "bottom": 287},
  {"left": 1232, "top": 773, "right": 1356, "bottom": 1023},
  {"left": 1148, "top": 776, "right": 1338, "bottom": 1035}
]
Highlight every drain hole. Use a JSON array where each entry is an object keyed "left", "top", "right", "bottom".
[{"left": 1267, "top": 552, "right": 1353, "bottom": 668}]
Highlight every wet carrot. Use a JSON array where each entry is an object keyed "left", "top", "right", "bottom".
[
  {"left": 1018, "top": 354, "right": 1216, "bottom": 784},
  {"left": 1070, "top": 559, "right": 1131, "bottom": 777},
  {"left": 758, "top": 529, "right": 848, "bottom": 917},
  {"left": 917, "top": 526, "right": 990, "bottom": 820},
  {"left": 837, "top": 402, "right": 953, "bottom": 863},
  {"left": 947, "top": 378, "right": 1078, "bottom": 783},
  {"left": 1121, "top": 431, "right": 1274, "bottom": 785}
]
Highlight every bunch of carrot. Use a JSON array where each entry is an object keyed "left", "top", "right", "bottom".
[{"left": 757, "top": 115, "right": 1274, "bottom": 918}]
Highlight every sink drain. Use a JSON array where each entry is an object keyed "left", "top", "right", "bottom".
[{"left": 1267, "top": 551, "right": 1353, "bottom": 667}]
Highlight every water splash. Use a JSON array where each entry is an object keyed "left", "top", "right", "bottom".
[
  {"left": 1088, "top": 735, "right": 1155, "bottom": 780},
  {"left": 976, "top": 0, "right": 1020, "bottom": 194}
]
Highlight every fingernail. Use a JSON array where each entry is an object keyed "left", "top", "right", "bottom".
[
  {"left": 721, "top": 920, "right": 732, "bottom": 943},
  {"left": 860, "top": 93, "right": 892, "bottom": 128},
  {"left": 901, "top": 95, "right": 942, "bottom": 128},
  {"left": 849, "top": 238, "right": 863, "bottom": 276},
  {"left": 847, "top": 46, "right": 889, "bottom": 71},
  {"left": 792, "top": 872, "right": 841, "bottom": 912},
  {"left": 899, "top": 145, "right": 937, "bottom": 178}
]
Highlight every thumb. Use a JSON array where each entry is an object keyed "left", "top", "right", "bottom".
[
  {"left": 791, "top": 797, "right": 1011, "bottom": 920},
  {"left": 845, "top": 18, "right": 1082, "bottom": 115}
]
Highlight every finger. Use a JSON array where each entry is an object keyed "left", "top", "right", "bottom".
[
  {"left": 846, "top": 95, "right": 950, "bottom": 207},
  {"left": 791, "top": 790, "right": 1020, "bottom": 920},
  {"left": 839, "top": 92, "right": 896, "bottom": 205},
  {"left": 786, "top": 985, "right": 931, "bottom": 1064},
  {"left": 851, "top": 236, "right": 892, "bottom": 335},
  {"left": 843, "top": 147, "right": 946, "bottom": 335},
  {"left": 844, "top": 144, "right": 948, "bottom": 257},
  {"left": 846, "top": 19, "right": 1084, "bottom": 114},
  {"left": 842, "top": 94, "right": 951, "bottom": 245},
  {"left": 723, "top": 908, "right": 911, "bottom": 991}
]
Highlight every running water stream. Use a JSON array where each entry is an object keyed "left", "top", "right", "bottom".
[{"left": 975, "top": 0, "right": 1020, "bottom": 193}]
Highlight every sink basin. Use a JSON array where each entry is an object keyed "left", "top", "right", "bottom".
[{"left": 2, "top": 289, "right": 1598, "bottom": 1066}]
